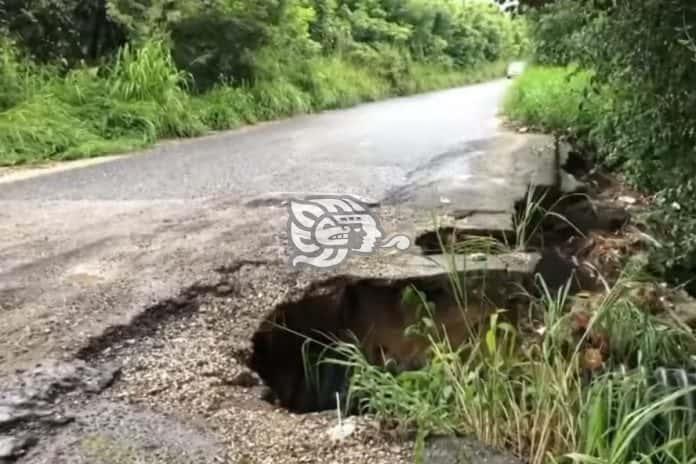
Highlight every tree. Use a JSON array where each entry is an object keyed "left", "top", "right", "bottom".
[{"left": 3, "top": 0, "right": 126, "bottom": 63}]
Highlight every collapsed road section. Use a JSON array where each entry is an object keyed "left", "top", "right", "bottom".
[{"left": 0, "top": 133, "right": 645, "bottom": 463}]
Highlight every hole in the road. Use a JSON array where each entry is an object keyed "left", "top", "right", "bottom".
[
  {"left": 249, "top": 182, "right": 630, "bottom": 414},
  {"left": 247, "top": 274, "right": 529, "bottom": 414}
]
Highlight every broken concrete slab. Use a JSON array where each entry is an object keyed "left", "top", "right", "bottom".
[
  {"left": 349, "top": 252, "right": 541, "bottom": 281},
  {"left": 413, "top": 213, "right": 516, "bottom": 254},
  {"left": 382, "top": 133, "right": 554, "bottom": 213},
  {"left": 0, "top": 434, "right": 37, "bottom": 461},
  {"left": 0, "top": 360, "right": 120, "bottom": 455}
]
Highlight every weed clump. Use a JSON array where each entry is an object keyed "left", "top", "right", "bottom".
[{"left": 326, "top": 271, "right": 696, "bottom": 464}]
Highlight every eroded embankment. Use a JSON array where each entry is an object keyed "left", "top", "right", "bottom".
[
  {"left": 249, "top": 145, "right": 632, "bottom": 414},
  {"left": 249, "top": 269, "right": 531, "bottom": 413}
]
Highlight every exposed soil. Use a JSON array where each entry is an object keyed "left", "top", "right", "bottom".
[{"left": 249, "top": 272, "right": 525, "bottom": 413}]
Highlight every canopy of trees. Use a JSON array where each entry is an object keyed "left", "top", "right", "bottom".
[{"left": 0, "top": 0, "right": 527, "bottom": 90}]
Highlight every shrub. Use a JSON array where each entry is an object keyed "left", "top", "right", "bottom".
[
  {"left": 517, "top": 0, "right": 696, "bottom": 292},
  {"left": 0, "top": 39, "right": 205, "bottom": 163},
  {"left": 194, "top": 85, "right": 258, "bottom": 130},
  {"left": 169, "top": 10, "right": 269, "bottom": 91},
  {"left": 2, "top": 0, "right": 126, "bottom": 64},
  {"left": 527, "top": 0, "right": 598, "bottom": 66},
  {"left": 645, "top": 184, "right": 696, "bottom": 294},
  {"left": 251, "top": 79, "right": 313, "bottom": 119},
  {"left": 0, "top": 36, "right": 47, "bottom": 111},
  {"left": 503, "top": 66, "right": 602, "bottom": 133},
  {"left": 299, "top": 56, "right": 390, "bottom": 109}
]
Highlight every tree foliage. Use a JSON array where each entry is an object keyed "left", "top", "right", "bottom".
[
  {"left": 1, "top": 0, "right": 526, "bottom": 89},
  {"left": 529, "top": 0, "right": 696, "bottom": 291},
  {"left": 2, "top": 0, "right": 127, "bottom": 62}
]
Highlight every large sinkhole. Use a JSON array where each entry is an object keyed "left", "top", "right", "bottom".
[
  {"left": 248, "top": 181, "right": 630, "bottom": 414},
  {"left": 247, "top": 271, "right": 533, "bottom": 414}
]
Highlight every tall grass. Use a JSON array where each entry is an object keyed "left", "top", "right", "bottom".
[
  {"left": 571, "top": 373, "right": 696, "bottom": 464},
  {"left": 300, "top": 57, "right": 391, "bottom": 109},
  {"left": 108, "top": 41, "right": 189, "bottom": 103},
  {"left": 0, "top": 38, "right": 48, "bottom": 111},
  {"left": 503, "top": 66, "right": 604, "bottom": 133},
  {"left": 328, "top": 250, "right": 696, "bottom": 463},
  {"left": 0, "top": 40, "right": 206, "bottom": 164}
]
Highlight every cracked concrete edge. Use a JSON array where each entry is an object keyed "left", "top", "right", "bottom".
[{"left": 343, "top": 252, "right": 542, "bottom": 281}]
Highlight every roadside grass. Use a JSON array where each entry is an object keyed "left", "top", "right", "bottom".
[
  {"left": 0, "top": 40, "right": 206, "bottom": 164},
  {"left": 326, "top": 242, "right": 696, "bottom": 464},
  {"left": 283, "top": 197, "right": 696, "bottom": 462},
  {"left": 0, "top": 40, "right": 510, "bottom": 166},
  {"left": 503, "top": 66, "right": 603, "bottom": 133},
  {"left": 405, "top": 61, "right": 508, "bottom": 95},
  {"left": 331, "top": 272, "right": 696, "bottom": 464},
  {"left": 571, "top": 374, "right": 696, "bottom": 464}
]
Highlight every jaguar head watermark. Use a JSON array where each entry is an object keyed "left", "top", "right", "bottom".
[{"left": 287, "top": 195, "right": 411, "bottom": 269}]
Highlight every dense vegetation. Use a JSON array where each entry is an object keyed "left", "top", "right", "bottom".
[
  {"left": 318, "top": 3, "right": 696, "bottom": 464},
  {"left": 324, "top": 189, "right": 696, "bottom": 464},
  {"left": 505, "top": 0, "right": 696, "bottom": 294},
  {"left": 0, "top": 0, "right": 527, "bottom": 164},
  {"left": 337, "top": 276, "right": 696, "bottom": 464}
]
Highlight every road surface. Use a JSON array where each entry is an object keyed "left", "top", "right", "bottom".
[{"left": 0, "top": 79, "right": 553, "bottom": 463}]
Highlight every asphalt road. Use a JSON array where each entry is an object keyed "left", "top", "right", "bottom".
[
  {"left": 0, "top": 78, "right": 554, "bottom": 463},
  {"left": 0, "top": 80, "right": 508, "bottom": 201},
  {"left": 0, "top": 78, "right": 550, "bottom": 376}
]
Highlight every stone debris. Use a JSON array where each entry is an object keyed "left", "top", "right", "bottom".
[
  {"left": 327, "top": 418, "right": 357, "bottom": 442},
  {"left": 670, "top": 301, "right": 696, "bottom": 328},
  {"left": 424, "top": 436, "right": 523, "bottom": 464},
  {"left": 560, "top": 171, "right": 587, "bottom": 194},
  {"left": 618, "top": 195, "right": 637, "bottom": 205},
  {"left": 0, "top": 434, "right": 37, "bottom": 461},
  {"left": 0, "top": 359, "right": 119, "bottom": 457}
]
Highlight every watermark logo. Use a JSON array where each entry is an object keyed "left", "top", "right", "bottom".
[{"left": 288, "top": 196, "right": 411, "bottom": 269}]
